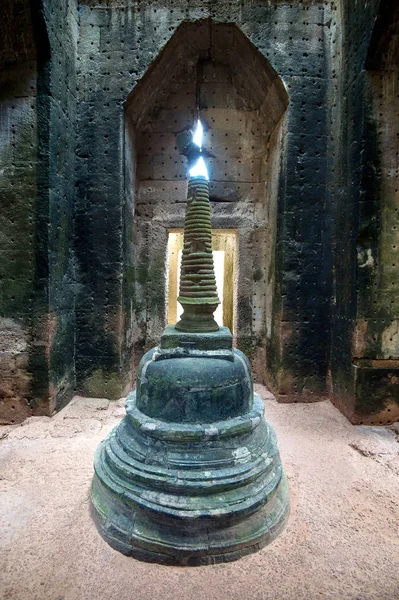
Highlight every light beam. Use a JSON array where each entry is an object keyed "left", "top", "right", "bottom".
[
  {"left": 189, "top": 156, "right": 209, "bottom": 179},
  {"left": 192, "top": 119, "right": 203, "bottom": 149}
]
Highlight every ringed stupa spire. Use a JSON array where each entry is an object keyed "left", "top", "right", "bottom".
[
  {"left": 176, "top": 173, "right": 220, "bottom": 333},
  {"left": 176, "top": 120, "right": 219, "bottom": 332}
]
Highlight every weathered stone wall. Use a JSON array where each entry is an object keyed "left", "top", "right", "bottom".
[
  {"left": 42, "top": 0, "right": 78, "bottom": 413},
  {"left": 124, "top": 21, "right": 288, "bottom": 382},
  {"left": 75, "top": 0, "right": 334, "bottom": 402},
  {"left": 0, "top": 1, "right": 38, "bottom": 423},
  {"left": 330, "top": 0, "right": 399, "bottom": 424},
  {"left": 2, "top": 0, "right": 397, "bottom": 424},
  {"left": 0, "top": 0, "right": 77, "bottom": 424}
]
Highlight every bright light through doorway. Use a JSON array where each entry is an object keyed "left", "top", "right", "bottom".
[{"left": 167, "top": 229, "right": 237, "bottom": 333}]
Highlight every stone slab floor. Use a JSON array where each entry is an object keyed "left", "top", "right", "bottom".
[{"left": 1, "top": 385, "right": 398, "bottom": 600}]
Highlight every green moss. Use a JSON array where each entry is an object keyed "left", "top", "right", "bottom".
[
  {"left": 237, "top": 336, "right": 257, "bottom": 361},
  {"left": 83, "top": 368, "right": 123, "bottom": 399},
  {"left": 0, "top": 127, "right": 37, "bottom": 321},
  {"left": 147, "top": 260, "right": 166, "bottom": 312}
]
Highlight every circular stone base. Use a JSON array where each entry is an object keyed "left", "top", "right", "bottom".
[
  {"left": 91, "top": 473, "right": 289, "bottom": 566},
  {"left": 90, "top": 393, "right": 290, "bottom": 565}
]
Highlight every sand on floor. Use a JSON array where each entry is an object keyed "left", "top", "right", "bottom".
[{"left": 1, "top": 386, "right": 398, "bottom": 600}]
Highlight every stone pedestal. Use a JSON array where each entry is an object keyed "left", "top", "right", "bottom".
[{"left": 90, "top": 326, "right": 289, "bottom": 565}]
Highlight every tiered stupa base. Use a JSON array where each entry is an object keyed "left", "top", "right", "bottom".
[{"left": 90, "top": 327, "right": 289, "bottom": 565}]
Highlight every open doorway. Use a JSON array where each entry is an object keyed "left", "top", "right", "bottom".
[{"left": 167, "top": 229, "right": 237, "bottom": 333}]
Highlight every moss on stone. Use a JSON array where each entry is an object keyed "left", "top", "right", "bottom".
[{"left": 82, "top": 368, "right": 123, "bottom": 400}]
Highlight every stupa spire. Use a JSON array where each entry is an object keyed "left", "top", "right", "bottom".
[
  {"left": 176, "top": 175, "right": 220, "bottom": 332},
  {"left": 175, "top": 120, "right": 219, "bottom": 332}
]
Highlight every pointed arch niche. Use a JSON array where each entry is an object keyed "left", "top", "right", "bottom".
[{"left": 123, "top": 20, "right": 288, "bottom": 381}]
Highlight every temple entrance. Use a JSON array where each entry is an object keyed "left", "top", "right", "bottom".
[{"left": 167, "top": 229, "right": 237, "bottom": 332}]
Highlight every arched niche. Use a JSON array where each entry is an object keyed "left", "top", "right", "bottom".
[{"left": 123, "top": 19, "right": 288, "bottom": 381}]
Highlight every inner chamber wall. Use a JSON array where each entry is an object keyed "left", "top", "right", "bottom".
[{"left": 124, "top": 21, "right": 288, "bottom": 381}]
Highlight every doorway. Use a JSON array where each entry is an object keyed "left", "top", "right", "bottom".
[{"left": 167, "top": 229, "right": 237, "bottom": 333}]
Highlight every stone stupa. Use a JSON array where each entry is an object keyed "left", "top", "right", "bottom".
[{"left": 90, "top": 128, "right": 289, "bottom": 565}]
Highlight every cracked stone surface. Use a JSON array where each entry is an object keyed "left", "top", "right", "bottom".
[{"left": 1, "top": 386, "right": 399, "bottom": 600}]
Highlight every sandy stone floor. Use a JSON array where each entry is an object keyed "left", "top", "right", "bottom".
[{"left": 1, "top": 386, "right": 398, "bottom": 600}]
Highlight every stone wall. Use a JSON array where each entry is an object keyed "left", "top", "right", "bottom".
[
  {"left": 43, "top": 0, "right": 78, "bottom": 413},
  {"left": 1, "top": 0, "right": 398, "bottom": 424},
  {"left": 330, "top": 0, "right": 399, "bottom": 424},
  {"left": 0, "top": 1, "right": 38, "bottom": 423},
  {"left": 75, "top": 0, "right": 334, "bottom": 402},
  {"left": 0, "top": 0, "right": 77, "bottom": 423},
  {"left": 124, "top": 21, "right": 288, "bottom": 382}
]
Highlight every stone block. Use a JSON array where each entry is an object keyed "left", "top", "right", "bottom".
[
  {"left": 141, "top": 108, "right": 194, "bottom": 133},
  {"left": 153, "top": 154, "right": 187, "bottom": 180},
  {"left": 137, "top": 131, "right": 178, "bottom": 155},
  {"left": 208, "top": 156, "right": 261, "bottom": 183},
  {"left": 199, "top": 83, "right": 248, "bottom": 111},
  {"left": 137, "top": 180, "right": 187, "bottom": 205},
  {"left": 201, "top": 108, "right": 258, "bottom": 134},
  {"left": 332, "top": 365, "right": 399, "bottom": 425},
  {"left": 204, "top": 127, "right": 267, "bottom": 160}
]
